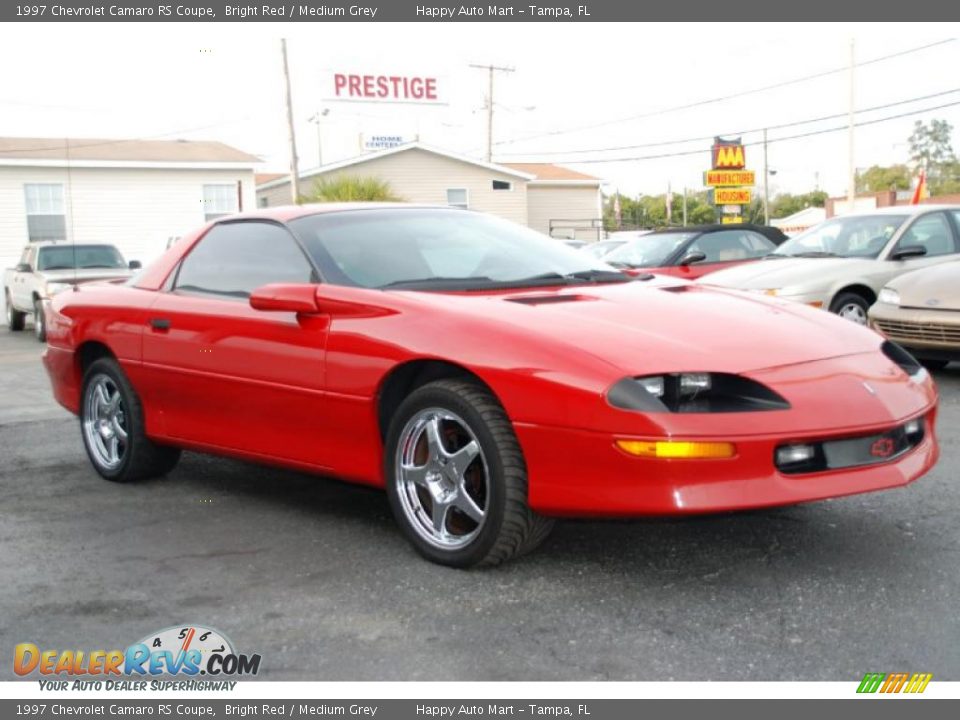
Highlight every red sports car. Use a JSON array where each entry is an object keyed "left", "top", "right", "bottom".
[
  {"left": 604, "top": 224, "right": 787, "bottom": 279},
  {"left": 42, "top": 205, "right": 939, "bottom": 567}
]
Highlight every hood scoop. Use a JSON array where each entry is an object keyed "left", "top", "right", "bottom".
[
  {"left": 506, "top": 294, "right": 596, "bottom": 306},
  {"left": 658, "top": 284, "right": 695, "bottom": 293}
]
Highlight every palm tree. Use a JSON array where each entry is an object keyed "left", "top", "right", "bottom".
[{"left": 304, "top": 175, "right": 401, "bottom": 203}]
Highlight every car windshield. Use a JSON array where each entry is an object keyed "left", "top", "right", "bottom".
[
  {"left": 603, "top": 232, "right": 695, "bottom": 268},
  {"left": 289, "top": 208, "right": 627, "bottom": 289},
  {"left": 36, "top": 244, "right": 126, "bottom": 271},
  {"left": 581, "top": 241, "right": 625, "bottom": 259},
  {"left": 773, "top": 214, "right": 909, "bottom": 259}
]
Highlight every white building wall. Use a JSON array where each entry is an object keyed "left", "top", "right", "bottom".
[
  {"left": 526, "top": 184, "right": 602, "bottom": 239},
  {"left": 259, "top": 149, "right": 529, "bottom": 226},
  {"left": 0, "top": 165, "right": 255, "bottom": 323}
]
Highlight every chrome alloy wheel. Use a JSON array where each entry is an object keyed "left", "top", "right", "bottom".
[
  {"left": 394, "top": 408, "right": 490, "bottom": 550},
  {"left": 82, "top": 374, "right": 128, "bottom": 471},
  {"left": 837, "top": 302, "right": 868, "bottom": 325}
]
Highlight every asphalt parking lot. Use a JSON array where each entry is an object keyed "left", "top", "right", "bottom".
[{"left": 1, "top": 329, "right": 958, "bottom": 682}]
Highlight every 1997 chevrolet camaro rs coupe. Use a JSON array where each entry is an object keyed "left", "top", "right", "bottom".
[{"left": 43, "top": 205, "right": 940, "bottom": 567}]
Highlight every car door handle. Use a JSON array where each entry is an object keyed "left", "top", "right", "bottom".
[{"left": 149, "top": 318, "right": 171, "bottom": 331}]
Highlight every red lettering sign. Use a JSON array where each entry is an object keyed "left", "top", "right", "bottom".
[{"left": 327, "top": 73, "right": 445, "bottom": 104}]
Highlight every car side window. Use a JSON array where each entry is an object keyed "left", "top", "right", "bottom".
[
  {"left": 687, "top": 230, "right": 773, "bottom": 263},
  {"left": 894, "top": 213, "right": 957, "bottom": 258},
  {"left": 174, "top": 221, "right": 314, "bottom": 299}
]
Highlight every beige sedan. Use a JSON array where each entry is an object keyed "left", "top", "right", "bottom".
[{"left": 869, "top": 260, "right": 960, "bottom": 369}]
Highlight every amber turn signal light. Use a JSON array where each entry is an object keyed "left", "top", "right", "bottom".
[{"left": 616, "top": 439, "right": 737, "bottom": 459}]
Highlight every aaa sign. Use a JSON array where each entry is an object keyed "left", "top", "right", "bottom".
[{"left": 712, "top": 143, "right": 747, "bottom": 169}]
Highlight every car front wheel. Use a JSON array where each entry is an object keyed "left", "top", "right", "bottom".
[
  {"left": 385, "top": 379, "right": 554, "bottom": 568},
  {"left": 5, "top": 291, "right": 25, "bottom": 331},
  {"left": 829, "top": 292, "right": 870, "bottom": 325},
  {"left": 80, "top": 357, "right": 181, "bottom": 482}
]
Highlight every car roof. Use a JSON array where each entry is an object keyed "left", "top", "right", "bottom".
[
  {"left": 649, "top": 223, "right": 781, "bottom": 235},
  {"left": 838, "top": 204, "right": 960, "bottom": 218},
  {"left": 215, "top": 202, "right": 455, "bottom": 223}
]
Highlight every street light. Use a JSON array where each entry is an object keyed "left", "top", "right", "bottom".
[{"left": 307, "top": 109, "right": 330, "bottom": 167}]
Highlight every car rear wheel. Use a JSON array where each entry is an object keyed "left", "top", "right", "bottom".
[
  {"left": 33, "top": 298, "right": 46, "bottom": 342},
  {"left": 385, "top": 379, "right": 554, "bottom": 568},
  {"left": 829, "top": 292, "right": 869, "bottom": 325},
  {"left": 5, "top": 291, "right": 25, "bottom": 331},
  {"left": 80, "top": 357, "right": 181, "bottom": 482}
]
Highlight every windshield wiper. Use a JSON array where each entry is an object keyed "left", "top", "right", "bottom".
[
  {"left": 517, "top": 270, "right": 631, "bottom": 284},
  {"left": 785, "top": 251, "right": 838, "bottom": 258},
  {"left": 40, "top": 265, "right": 73, "bottom": 270},
  {"left": 79, "top": 264, "right": 120, "bottom": 269},
  {"left": 379, "top": 276, "right": 497, "bottom": 289}
]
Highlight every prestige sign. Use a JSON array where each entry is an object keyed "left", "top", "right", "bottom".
[{"left": 324, "top": 70, "right": 447, "bottom": 104}]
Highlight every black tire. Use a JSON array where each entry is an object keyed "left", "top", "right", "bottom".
[
  {"left": 829, "top": 291, "right": 870, "bottom": 325},
  {"left": 5, "top": 291, "right": 25, "bottom": 331},
  {"left": 919, "top": 358, "right": 949, "bottom": 371},
  {"left": 80, "top": 357, "right": 181, "bottom": 482},
  {"left": 384, "top": 379, "right": 554, "bottom": 568},
  {"left": 33, "top": 297, "right": 46, "bottom": 342}
]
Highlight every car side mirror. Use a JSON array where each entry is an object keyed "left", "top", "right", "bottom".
[
  {"left": 890, "top": 245, "right": 927, "bottom": 260},
  {"left": 679, "top": 251, "right": 707, "bottom": 266},
  {"left": 15, "top": 263, "right": 31, "bottom": 273},
  {"left": 128, "top": 260, "right": 142, "bottom": 270},
  {"left": 249, "top": 283, "right": 320, "bottom": 314}
]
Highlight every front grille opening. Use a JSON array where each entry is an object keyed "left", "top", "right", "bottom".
[{"left": 775, "top": 418, "right": 925, "bottom": 475}]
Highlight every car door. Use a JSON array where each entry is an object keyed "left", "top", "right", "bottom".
[
  {"left": 9, "top": 246, "right": 36, "bottom": 309},
  {"left": 140, "top": 220, "right": 332, "bottom": 467},
  {"left": 883, "top": 211, "right": 960, "bottom": 280},
  {"left": 670, "top": 229, "right": 776, "bottom": 279}
]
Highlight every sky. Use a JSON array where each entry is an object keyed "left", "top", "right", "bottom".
[{"left": 2, "top": 21, "right": 959, "bottom": 199}]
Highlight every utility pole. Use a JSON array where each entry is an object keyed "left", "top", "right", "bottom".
[
  {"left": 281, "top": 39, "right": 301, "bottom": 204},
  {"left": 763, "top": 128, "right": 770, "bottom": 225},
  {"left": 469, "top": 63, "right": 515, "bottom": 162},
  {"left": 847, "top": 38, "right": 856, "bottom": 211}
]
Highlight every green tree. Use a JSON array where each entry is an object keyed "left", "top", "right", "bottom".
[
  {"left": 856, "top": 165, "right": 911, "bottom": 193},
  {"left": 769, "top": 190, "right": 827, "bottom": 219},
  {"left": 909, "top": 119, "right": 955, "bottom": 171},
  {"left": 305, "top": 175, "right": 401, "bottom": 202}
]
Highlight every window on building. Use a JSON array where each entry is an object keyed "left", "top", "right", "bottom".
[
  {"left": 174, "top": 221, "right": 314, "bottom": 299},
  {"left": 492, "top": 180, "right": 512, "bottom": 191},
  {"left": 446, "top": 188, "right": 469, "bottom": 209},
  {"left": 258, "top": 196, "right": 269, "bottom": 208},
  {"left": 202, "top": 183, "right": 239, "bottom": 221},
  {"left": 24, "top": 183, "right": 66, "bottom": 242}
]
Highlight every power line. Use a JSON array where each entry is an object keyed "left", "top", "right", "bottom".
[
  {"left": 490, "top": 38, "right": 956, "bottom": 148},
  {"left": 497, "top": 87, "right": 960, "bottom": 158},
  {"left": 562, "top": 99, "right": 960, "bottom": 164}
]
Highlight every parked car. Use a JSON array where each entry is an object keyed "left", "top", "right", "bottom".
[
  {"left": 4, "top": 242, "right": 139, "bottom": 341},
  {"left": 700, "top": 206, "right": 960, "bottom": 324},
  {"left": 43, "top": 204, "right": 938, "bottom": 567},
  {"left": 561, "top": 239, "right": 587, "bottom": 250},
  {"left": 580, "top": 239, "right": 628, "bottom": 259},
  {"left": 603, "top": 224, "right": 786, "bottom": 279},
  {"left": 870, "top": 260, "right": 960, "bottom": 369}
]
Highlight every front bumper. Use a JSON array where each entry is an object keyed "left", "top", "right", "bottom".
[
  {"left": 870, "top": 304, "right": 960, "bottom": 360},
  {"left": 517, "top": 407, "right": 938, "bottom": 516}
]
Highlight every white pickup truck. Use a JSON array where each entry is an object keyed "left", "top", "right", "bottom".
[{"left": 3, "top": 242, "right": 140, "bottom": 341}]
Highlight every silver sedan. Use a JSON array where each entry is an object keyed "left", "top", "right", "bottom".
[{"left": 698, "top": 204, "right": 960, "bottom": 324}]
